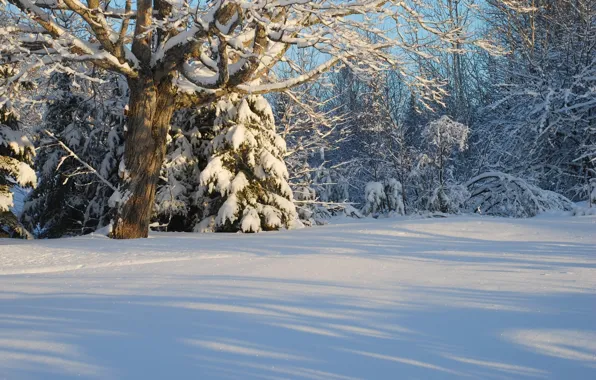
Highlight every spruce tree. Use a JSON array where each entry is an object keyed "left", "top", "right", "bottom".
[
  {"left": 197, "top": 95, "right": 298, "bottom": 232},
  {"left": 22, "top": 73, "right": 124, "bottom": 237},
  {"left": 153, "top": 105, "right": 217, "bottom": 231},
  {"left": 0, "top": 107, "right": 36, "bottom": 238}
]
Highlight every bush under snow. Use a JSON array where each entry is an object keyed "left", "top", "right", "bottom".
[
  {"left": 361, "top": 179, "right": 405, "bottom": 217},
  {"left": 466, "top": 172, "right": 574, "bottom": 217}
]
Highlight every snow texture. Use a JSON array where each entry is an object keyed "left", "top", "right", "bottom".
[
  {"left": 12, "top": 160, "right": 36, "bottom": 188},
  {"left": 1, "top": 216, "right": 595, "bottom": 379}
]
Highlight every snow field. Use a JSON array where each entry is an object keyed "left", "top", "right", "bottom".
[{"left": 1, "top": 216, "right": 595, "bottom": 379}]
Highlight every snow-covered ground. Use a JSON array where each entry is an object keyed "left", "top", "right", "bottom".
[{"left": 1, "top": 216, "right": 595, "bottom": 379}]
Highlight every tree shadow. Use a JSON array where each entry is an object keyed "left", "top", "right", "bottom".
[
  {"left": 1, "top": 216, "right": 595, "bottom": 379},
  {"left": 1, "top": 274, "right": 595, "bottom": 379}
]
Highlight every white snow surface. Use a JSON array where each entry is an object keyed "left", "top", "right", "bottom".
[{"left": 1, "top": 216, "right": 595, "bottom": 379}]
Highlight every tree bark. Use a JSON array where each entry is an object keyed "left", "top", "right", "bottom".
[{"left": 111, "top": 75, "right": 175, "bottom": 239}]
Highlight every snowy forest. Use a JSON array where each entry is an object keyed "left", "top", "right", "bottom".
[{"left": 1, "top": 0, "right": 595, "bottom": 239}]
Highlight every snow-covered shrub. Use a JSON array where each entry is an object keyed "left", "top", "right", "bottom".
[
  {"left": 427, "top": 183, "right": 469, "bottom": 214},
  {"left": 342, "top": 204, "right": 365, "bottom": 218},
  {"left": 294, "top": 188, "right": 333, "bottom": 226},
  {"left": 293, "top": 182, "right": 317, "bottom": 223},
  {"left": 385, "top": 179, "right": 405, "bottom": 215},
  {"left": 466, "top": 172, "right": 574, "bottom": 217},
  {"left": 569, "top": 179, "right": 596, "bottom": 216},
  {"left": 361, "top": 179, "right": 406, "bottom": 217},
  {"left": 330, "top": 175, "right": 351, "bottom": 204},
  {"left": 0, "top": 109, "right": 36, "bottom": 238},
  {"left": 361, "top": 182, "right": 387, "bottom": 216},
  {"left": 310, "top": 168, "right": 339, "bottom": 204},
  {"left": 197, "top": 95, "right": 298, "bottom": 232}
]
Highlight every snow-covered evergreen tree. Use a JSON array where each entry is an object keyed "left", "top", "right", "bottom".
[
  {"left": 153, "top": 126, "right": 200, "bottom": 230},
  {"left": 152, "top": 105, "right": 217, "bottom": 231},
  {"left": 0, "top": 106, "right": 36, "bottom": 238},
  {"left": 23, "top": 74, "right": 90, "bottom": 237},
  {"left": 22, "top": 73, "right": 125, "bottom": 237},
  {"left": 197, "top": 95, "right": 298, "bottom": 232},
  {"left": 1, "top": 14, "right": 41, "bottom": 238}
]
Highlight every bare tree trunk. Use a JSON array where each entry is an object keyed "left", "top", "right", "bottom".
[{"left": 111, "top": 75, "right": 175, "bottom": 239}]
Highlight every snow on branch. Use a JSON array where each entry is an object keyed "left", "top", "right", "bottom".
[
  {"left": 237, "top": 56, "right": 342, "bottom": 94},
  {"left": 6, "top": 0, "right": 138, "bottom": 76},
  {"left": 4, "top": 0, "right": 477, "bottom": 112}
]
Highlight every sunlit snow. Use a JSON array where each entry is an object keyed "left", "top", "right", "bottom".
[{"left": 1, "top": 216, "right": 595, "bottom": 379}]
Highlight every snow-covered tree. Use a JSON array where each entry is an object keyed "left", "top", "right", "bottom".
[
  {"left": 0, "top": 12, "right": 41, "bottom": 237},
  {"left": 423, "top": 116, "right": 469, "bottom": 180},
  {"left": 152, "top": 104, "right": 219, "bottom": 231},
  {"left": 361, "top": 182, "right": 386, "bottom": 216},
  {"left": 153, "top": 125, "right": 200, "bottom": 231},
  {"left": 22, "top": 74, "right": 89, "bottom": 237},
  {"left": 22, "top": 73, "right": 125, "bottom": 237},
  {"left": 197, "top": 95, "right": 297, "bottom": 232},
  {"left": 272, "top": 76, "right": 349, "bottom": 225},
  {"left": 473, "top": 0, "right": 596, "bottom": 201},
  {"left": 3, "top": 0, "right": 466, "bottom": 238},
  {"left": 385, "top": 179, "right": 405, "bottom": 216},
  {"left": 419, "top": 115, "right": 468, "bottom": 213},
  {"left": 361, "top": 179, "right": 405, "bottom": 217},
  {"left": 0, "top": 107, "right": 36, "bottom": 238}
]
